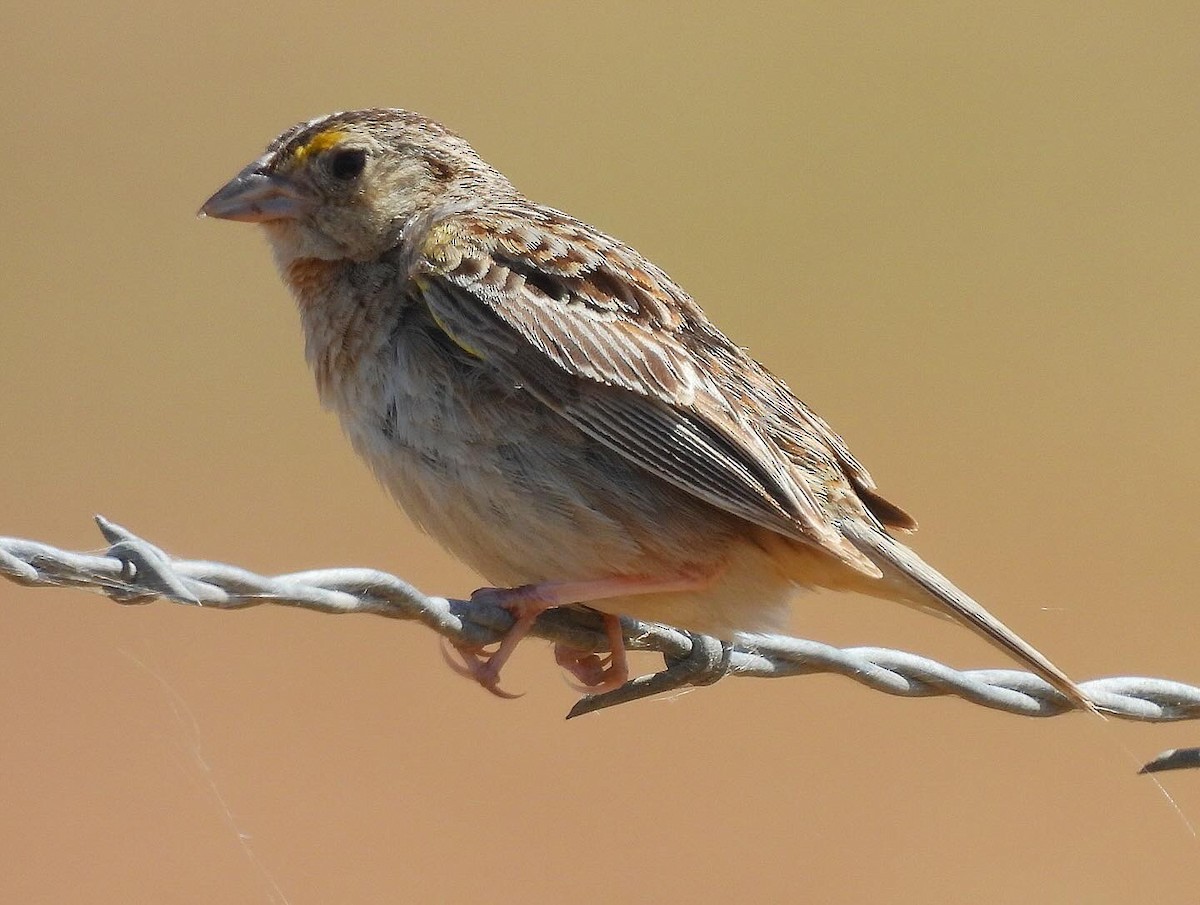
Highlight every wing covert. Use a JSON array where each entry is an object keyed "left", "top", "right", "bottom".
[{"left": 415, "top": 207, "right": 883, "bottom": 573}]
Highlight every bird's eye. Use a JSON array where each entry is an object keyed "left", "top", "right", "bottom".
[{"left": 329, "top": 148, "right": 367, "bottom": 181}]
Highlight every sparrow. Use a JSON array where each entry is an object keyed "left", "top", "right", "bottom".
[{"left": 200, "top": 108, "right": 1089, "bottom": 708}]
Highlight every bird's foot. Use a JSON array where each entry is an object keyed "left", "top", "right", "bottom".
[
  {"left": 440, "top": 639, "right": 524, "bottom": 699},
  {"left": 555, "top": 613, "right": 629, "bottom": 695},
  {"left": 441, "top": 585, "right": 550, "bottom": 698},
  {"left": 444, "top": 574, "right": 710, "bottom": 698}
]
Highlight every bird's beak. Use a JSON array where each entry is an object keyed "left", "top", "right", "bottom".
[{"left": 199, "top": 159, "right": 315, "bottom": 223}]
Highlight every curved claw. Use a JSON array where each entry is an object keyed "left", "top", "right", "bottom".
[
  {"left": 439, "top": 637, "right": 524, "bottom": 699},
  {"left": 482, "top": 682, "right": 524, "bottom": 701},
  {"left": 439, "top": 637, "right": 483, "bottom": 679}
]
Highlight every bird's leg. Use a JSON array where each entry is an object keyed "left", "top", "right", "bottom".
[{"left": 445, "top": 570, "right": 717, "bottom": 698}]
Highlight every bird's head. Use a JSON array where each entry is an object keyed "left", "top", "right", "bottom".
[{"left": 200, "top": 109, "right": 513, "bottom": 263}]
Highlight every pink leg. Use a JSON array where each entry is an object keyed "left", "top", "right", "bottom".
[{"left": 445, "top": 570, "right": 717, "bottom": 698}]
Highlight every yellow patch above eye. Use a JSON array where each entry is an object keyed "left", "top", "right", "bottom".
[{"left": 291, "top": 129, "right": 347, "bottom": 164}]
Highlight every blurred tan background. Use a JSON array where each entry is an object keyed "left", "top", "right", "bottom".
[{"left": 2, "top": 3, "right": 1198, "bottom": 902}]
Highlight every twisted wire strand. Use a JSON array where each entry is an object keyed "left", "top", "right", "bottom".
[{"left": 2, "top": 516, "right": 1198, "bottom": 726}]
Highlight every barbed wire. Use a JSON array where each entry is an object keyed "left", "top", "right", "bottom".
[{"left": 2, "top": 516, "right": 1199, "bottom": 725}]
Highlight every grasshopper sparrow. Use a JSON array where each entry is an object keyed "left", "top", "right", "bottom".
[{"left": 201, "top": 109, "right": 1088, "bottom": 707}]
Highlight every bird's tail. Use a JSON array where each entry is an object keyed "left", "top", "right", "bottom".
[{"left": 840, "top": 519, "right": 1092, "bottom": 710}]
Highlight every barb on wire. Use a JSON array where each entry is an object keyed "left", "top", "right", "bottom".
[
  {"left": 2, "top": 516, "right": 1199, "bottom": 726},
  {"left": 1140, "top": 748, "right": 1200, "bottom": 775}
]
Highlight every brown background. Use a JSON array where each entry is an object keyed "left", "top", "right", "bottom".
[{"left": 2, "top": 3, "right": 1199, "bottom": 903}]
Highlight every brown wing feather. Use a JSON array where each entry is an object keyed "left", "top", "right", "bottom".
[{"left": 416, "top": 204, "right": 905, "bottom": 573}]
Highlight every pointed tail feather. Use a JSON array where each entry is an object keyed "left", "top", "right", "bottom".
[{"left": 840, "top": 520, "right": 1092, "bottom": 710}]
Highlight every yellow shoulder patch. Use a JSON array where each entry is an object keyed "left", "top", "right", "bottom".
[{"left": 419, "top": 223, "right": 465, "bottom": 273}]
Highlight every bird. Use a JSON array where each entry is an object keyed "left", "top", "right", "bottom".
[{"left": 200, "top": 108, "right": 1090, "bottom": 708}]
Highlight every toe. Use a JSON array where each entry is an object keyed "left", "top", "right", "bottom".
[
  {"left": 555, "top": 644, "right": 629, "bottom": 695},
  {"left": 439, "top": 637, "right": 485, "bottom": 679},
  {"left": 439, "top": 638, "right": 524, "bottom": 699},
  {"left": 470, "top": 584, "right": 548, "bottom": 620}
]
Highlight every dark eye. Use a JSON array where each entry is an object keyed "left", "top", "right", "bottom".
[{"left": 329, "top": 148, "right": 367, "bottom": 181}]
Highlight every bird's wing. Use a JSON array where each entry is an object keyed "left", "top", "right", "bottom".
[{"left": 415, "top": 204, "right": 882, "bottom": 574}]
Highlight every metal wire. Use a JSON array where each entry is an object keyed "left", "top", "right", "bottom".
[{"left": 2, "top": 515, "right": 1198, "bottom": 723}]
